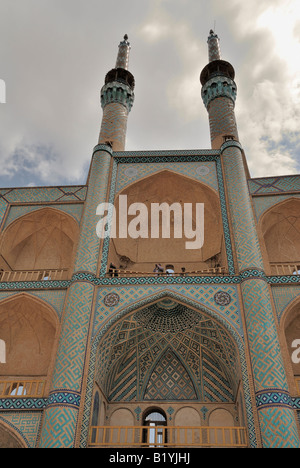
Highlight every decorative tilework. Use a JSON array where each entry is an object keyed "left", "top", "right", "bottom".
[
  {"left": 242, "top": 279, "right": 288, "bottom": 392},
  {"left": 4, "top": 203, "right": 83, "bottom": 228},
  {"left": 116, "top": 161, "right": 219, "bottom": 193},
  {"left": 99, "top": 102, "right": 129, "bottom": 151},
  {"left": 208, "top": 32, "right": 221, "bottom": 62},
  {"left": 221, "top": 145, "right": 264, "bottom": 271},
  {"left": 258, "top": 406, "right": 300, "bottom": 448},
  {"left": 74, "top": 149, "right": 111, "bottom": 274},
  {"left": 271, "top": 285, "right": 300, "bottom": 322},
  {"left": 94, "top": 284, "right": 243, "bottom": 338},
  {"left": 51, "top": 282, "right": 94, "bottom": 392},
  {"left": 0, "top": 413, "right": 42, "bottom": 448},
  {"left": 251, "top": 194, "right": 300, "bottom": 221},
  {"left": 39, "top": 406, "right": 78, "bottom": 448},
  {"left": 0, "top": 398, "right": 47, "bottom": 410},
  {"left": 143, "top": 348, "right": 198, "bottom": 400},
  {"left": 80, "top": 284, "right": 256, "bottom": 447},
  {"left": 248, "top": 175, "right": 300, "bottom": 195},
  {"left": 47, "top": 391, "right": 81, "bottom": 410},
  {"left": 255, "top": 389, "right": 292, "bottom": 410}
]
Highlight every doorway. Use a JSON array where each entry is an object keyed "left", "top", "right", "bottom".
[{"left": 143, "top": 409, "right": 167, "bottom": 447}]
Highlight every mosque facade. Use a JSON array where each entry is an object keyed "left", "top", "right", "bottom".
[{"left": 0, "top": 32, "right": 300, "bottom": 448}]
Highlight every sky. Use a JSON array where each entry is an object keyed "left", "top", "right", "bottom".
[{"left": 0, "top": 0, "right": 299, "bottom": 187}]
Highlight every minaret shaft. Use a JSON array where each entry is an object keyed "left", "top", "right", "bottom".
[
  {"left": 200, "top": 30, "right": 300, "bottom": 448},
  {"left": 98, "top": 35, "right": 134, "bottom": 151}
]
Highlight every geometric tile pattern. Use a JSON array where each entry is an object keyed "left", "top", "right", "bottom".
[
  {"left": 208, "top": 98, "right": 238, "bottom": 143},
  {"left": 271, "top": 285, "right": 300, "bottom": 321},
  {"left": 251, "top": 193, "right": 300, "bottom": 221},
  {"left": 222, "top": 144, "right": 264, "bottom": 271},
  {"left": 248, "top": 175, "right": 300, "bottom": 195},
  {"left": 99, "top": 102, "right": 129, "bottom": 151},
  {"left": 47, "top": 391, "right": 81, "bottom": 410},
  {"left": 257, "top": 406, "right": 300, "bottom": 448},
  {"left": 51, "top": 282, "right": 94, "bottom": 391},
  {"left": 255, "top": 389, "right": 292, "bottom": 411},
  {"left": 0, "top": 413, "right": 42, "bottom": 448},
  {"left": 74, "top": 149, "right": 111, "bottom": 274},
  {"left": 241, "top": 279, "right": 289, "bottom": 392},
  {"left": 116, "top": 161, "right": 219, "bottom": 193},
  {"left": 94, "top": 283, "right": 243, "bottom": 338},
  {"left": 208, "top": 33, "right": 221, "bottom": 62},
  {"left": 95, "top": 299, "right": 239, "bottom": 404},
  {"left": 0, "top": 185, "right": 86, "bottom": 230},
  {"left": 4, "top": 202, "right": 83, "bottom": 227},
  {"left": 38, "top": 406, "right": 78, "bottom": 448},
  {"left": 0, "top": 398, "right": 47, "bottom": 411},
  {"left": 143, "top": 348, "right": 197, "bottom": 400}
]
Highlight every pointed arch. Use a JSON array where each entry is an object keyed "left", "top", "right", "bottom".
[
  {"left": 108, "top": 169, "right": 226, "bottom": 273},
  {"left": 0, "top": 207, "right": 79, "bottom": 272},
  {"left": 259, "top": 197, "right": 300, "bottom": 267},
  {"left": 0, "top": 292, "right": 59, "bottom": 378},
  {"left": 94, "top": 289, "right": 244, "bottom": 405}
]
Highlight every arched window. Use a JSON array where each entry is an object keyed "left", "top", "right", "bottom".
[{"left": 143, "top": 409, "right": 167, "bottom": 447}]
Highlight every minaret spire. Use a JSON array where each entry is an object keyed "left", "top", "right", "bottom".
[
  {"left": 98, "top": 35, "right": 135, "bottom": 151},
  {"left": 115, "top": 34, "right": 131, "bottom": 69},
  {"left": 200, "top": 30, "right": 238, "bottom": 149},
  {"left": 208, "top": 29, "right": 221, "bottom": 62}
]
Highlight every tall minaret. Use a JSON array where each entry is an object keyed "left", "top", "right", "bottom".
[
  {"left": 200, "top": 30, "right": 238, "bottom": 149},
  {"left": 200, "top": 32, "right": 300, "bottom": 448},
  {"left": 98, "top": 34, "right": 135, "bottom": 151}
]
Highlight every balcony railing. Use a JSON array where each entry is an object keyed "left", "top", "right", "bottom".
[
  {"left": 0, "top": 379, "right": 46, "bottom": 398},
  {"left": 0, "top": 269, "right": 69, "bottom": 282},
  {"left": 270, "top": 262, "right": 300, "bottom": 276},
  {"left": 107, "top": 267, "right": 227, "bottom": 278},
  {"left": 89, "top": 425, "right": 248, "bottom": 448}
]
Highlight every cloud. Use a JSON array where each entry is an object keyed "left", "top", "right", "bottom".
[{"left": 0, "top": 0, "right": 299, "bottom": 186}]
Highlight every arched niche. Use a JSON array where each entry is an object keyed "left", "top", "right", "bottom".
[
  {"left": 94, "top": 296, "right": 241, "bottom": 406},
  {"left": 110, "top": 408, "right": 134, "bottom": 426},
  {"left": 0, "top": 207, "right": 79, "bottom": 272},
  {"left": 260, "top": 198, "right": 300, "bottom": 267},
  {"left": 208, "top": 408, "right": 236, "bottom": 446},
  {"left": 108, "top": 170, "right": 226, "bottom": 273},
  {"left": 174, "top": 407, "right": 200, "bottom": 426},
  {"left": 0, "top": 294, "right": 58, "bottom": 377}
]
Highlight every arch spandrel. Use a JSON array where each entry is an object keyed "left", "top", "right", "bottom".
[{"left": 94, "top": 294, "right": 242, "bottom": 404}]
